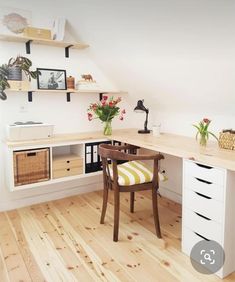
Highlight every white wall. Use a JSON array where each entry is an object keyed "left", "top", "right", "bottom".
[
  {"left": 1, "top": 0, "right": 234, "bottom": 209},
  {"left": 0, "top": 0, "right": 137, "bottom": 210},
  {"left": 72, "top": 0, "right": 235, "bottom": 136},
  {"left": 4, "top": 0, "right": 234, "bottom": 134}
]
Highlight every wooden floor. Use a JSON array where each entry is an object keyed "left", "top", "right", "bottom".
[{"left": 0, "top": 190, "right": 235, "bottom": 282}]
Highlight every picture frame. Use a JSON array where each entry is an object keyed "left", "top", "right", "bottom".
[{"left": 37, "top": 68, "right": 67, "bottom": 90}]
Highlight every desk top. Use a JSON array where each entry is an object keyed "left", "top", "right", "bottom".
[
  {"left": 6, "top": 128, "right": 235, "bottom": 171},
  {"left": 111, "top": 129, "right": 235, "bottom": 171}
]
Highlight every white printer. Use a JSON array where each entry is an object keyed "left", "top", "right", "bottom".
[{"left": 6, "top": 122, "right": 54, "bottom": 141}]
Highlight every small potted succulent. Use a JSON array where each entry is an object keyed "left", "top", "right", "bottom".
[{"left": 0, "top": 55, "right": 39, "bottom": 100}]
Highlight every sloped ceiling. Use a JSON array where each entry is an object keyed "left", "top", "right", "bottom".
[
  {"left": 65, "top": 0, "right": 235, "bottom": 115},
  {"left": 6, "top": 0, "right": 235, "bottom": 116}
]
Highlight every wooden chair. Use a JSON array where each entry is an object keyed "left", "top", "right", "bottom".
[{"left": 98, "top": 143, "right": 164, "bottom": 242}]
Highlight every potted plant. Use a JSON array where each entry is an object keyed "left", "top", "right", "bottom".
[
  {"left": 193, "top": 118, "right": 218, "bottom": 146},
  {"left": 0, "top": 55, "right": 39, "bottom": 100},
  {"left": 87, "top": 96, "right": 126, "bottom": 135}
]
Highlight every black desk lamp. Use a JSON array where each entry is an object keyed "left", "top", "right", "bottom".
[{"left": 134, "top": 100, "right": 150, "bottom": 134}]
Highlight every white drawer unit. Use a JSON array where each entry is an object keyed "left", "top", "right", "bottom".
[{"left": 182, "top": 159, "right": 235, "bottom": 279}]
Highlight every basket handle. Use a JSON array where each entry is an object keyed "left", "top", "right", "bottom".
[{"left": 27, "top": 152, "right": 36, "bottom": 157}]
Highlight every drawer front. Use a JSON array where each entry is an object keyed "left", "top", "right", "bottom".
[
  {"left": 182, "top": 227, "right": 224, "bottom": 278},
  {"left": 53, "top": 167, "right": 83, "bottom": 179},
  {"left": 184, "top": 189, "right": 223, "bottom": 223},
  {"left": 53, "top": 158, "right": 83, "bottom": 170},
  {"left": 182, "top": 227, "right": 204, "bottom": 256},
  {"left": 184, "top": 160, "right": 225, "bottom": 186},
  {"left": 183, "top": 208, "right": 222, "bottom": 243},
  {"left": 184, "top": 174, "right": 224, "bottom": 202}
]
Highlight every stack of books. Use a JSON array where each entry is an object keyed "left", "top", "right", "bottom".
[{"left": 76, "top": 80, "right": 100, "bottom": 91}]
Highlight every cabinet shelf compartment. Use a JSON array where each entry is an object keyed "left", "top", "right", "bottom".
[
  {"left": 85, "top": 140, "right": 111, "bottom": 174},
  {"left": 13, "top": 148, "right": 50, "bottom": 186},
  {"left": 52, "top": 144, "right": 84, "bottom": 179}
]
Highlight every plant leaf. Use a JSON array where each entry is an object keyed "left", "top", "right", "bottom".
[{"left": 209, "top": 131, "right": 219, "bottom": 141}]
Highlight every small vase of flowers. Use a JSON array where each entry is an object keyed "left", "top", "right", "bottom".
[
  {"left": 193, "top": 118, "right": 218, "bottom": 146},
  {"left": 87, "top": 96, "right": 126, "bottom": 135}
]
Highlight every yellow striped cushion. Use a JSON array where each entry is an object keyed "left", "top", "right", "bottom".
[{"left": 108, "top": 160, "right": 166, "bottom": 186}]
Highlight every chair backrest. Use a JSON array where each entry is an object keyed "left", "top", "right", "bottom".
[
  {"left": 98, "top": 143, "right": 138, "bottom": 161},
  {"left": 98, "top": 143, "right": 164, "bottom": 186}
]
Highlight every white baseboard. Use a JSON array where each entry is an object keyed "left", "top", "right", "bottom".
[
  {"left": 0, "top": 180, "right": 181, "bottom": 212},
  {"left": 159, "top": 186, "right": 182, "bottom": 204},
  {"left": 0, "top": 181, "right": 102, "bottom": 212}
]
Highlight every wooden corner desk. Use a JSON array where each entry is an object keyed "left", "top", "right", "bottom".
[
  {"left": 6, "top": 128, "right": 235, "bottom": 278},
  {"left": 110, "top": 129, "right": 235, "bottom": 279}
]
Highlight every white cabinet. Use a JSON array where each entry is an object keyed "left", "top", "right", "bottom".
[
  {"left": 6, "top": 139, "right": 108, "bottom": 191},
  {"left": 182, "top": 159, "right": 235, "bottom": 278}
]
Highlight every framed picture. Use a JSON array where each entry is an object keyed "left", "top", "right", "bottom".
[{"left": 37, "top": 68, "right": 67, "bottom": 90}]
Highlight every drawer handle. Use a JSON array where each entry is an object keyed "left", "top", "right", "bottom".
[
  {"left": 67, "top": 168, "right": 70, "bottom": 171},
  {"left": 27, "top": 152, "right": 36, "bottom": 157},
  {"left": 195, "top": 163, "right": 212, "bottom": 169},
  {"left": 194, "top": 232, "right": 210, "bottom": 241},
  {"left": 67, "top": 161, "right": 70, "bottom": 163},
  {"left": 195, "top": 177, "right": 212, "bottom": 185},
  {"left": 195, "top": 191, "right": 211, "bottom": 199},
  {"left": 194, "top": 212, "right": 211, "bottom": 221}
]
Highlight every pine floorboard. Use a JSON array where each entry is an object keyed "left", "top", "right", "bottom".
[{"left": 0, "top": 190, "right": 234, "bottom": 282}]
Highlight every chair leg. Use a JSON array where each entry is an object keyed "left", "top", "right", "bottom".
[
  {"left": 152, "top": 188, "right": 162, "bottom": 238},
  {"left": 100, "top": 181, "right": 109, "bottom": 224},
  {"left": 113, "top": 188, "right": 120, "bottom": 242},
  {"left": 130, "top": 191, "right": 135, "bottom": 213}
]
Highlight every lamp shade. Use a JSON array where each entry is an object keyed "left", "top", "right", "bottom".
[{"left": 134, "top": 100, "right": 147, "bottom": 112}]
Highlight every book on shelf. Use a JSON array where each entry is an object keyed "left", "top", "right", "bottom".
[
  {"left": 76, "top": 80, "right": 100, "bottom": 91},
  {"left": 52, "top": 18, "right": 66, "bottom": 41}
]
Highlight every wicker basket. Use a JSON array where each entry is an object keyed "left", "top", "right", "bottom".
[
  {"left": 14, "top": 148, "right": 50, "bottom": 186},
  {"left": 219, "top": 132, "right": 235, "bottom": 150}
]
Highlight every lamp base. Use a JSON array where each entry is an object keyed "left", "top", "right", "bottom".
[{"left": 138, "top": 129, "right": 151, "bottom": 134}]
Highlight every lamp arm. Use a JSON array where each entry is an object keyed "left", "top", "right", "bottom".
[{"left": 144, "top": 110, "right": 149, "bottom": 131}]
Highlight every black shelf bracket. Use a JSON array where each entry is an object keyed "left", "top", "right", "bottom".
[
  {"left": 28, "top": 91, "right": 33, "bottom": 102},
  {"left": 66, "top": 92, "right": 71, "bottom": 102},
  {"left": 65, "top": 45, "right": 73, "bottom": 58},
  {"left": 99, "top": 93, "right": 105, "bottom": 101},
  {"left": 25, "top": 40, "right": 32, "bottom": 54}
]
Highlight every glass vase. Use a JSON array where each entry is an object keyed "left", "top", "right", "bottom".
[
  {"left": 103, "top": 120, "right": 112, "bottom": 136},
  {"left": 199, "top": 134, "right": 207, "bottom": 146}
]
